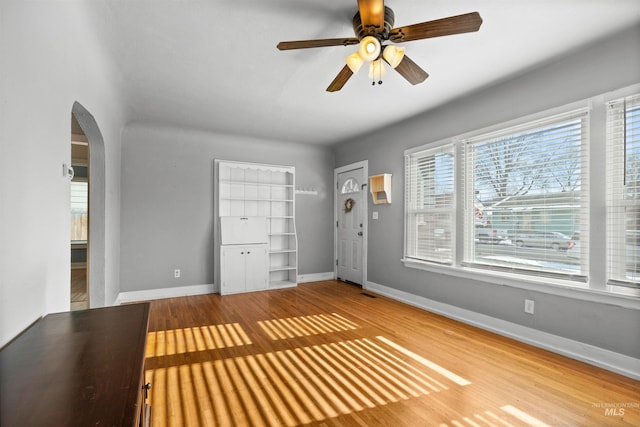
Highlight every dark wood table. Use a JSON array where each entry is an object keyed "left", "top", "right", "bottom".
[{"left": 0, "top": 303, "right": 150, "bottom": 426}]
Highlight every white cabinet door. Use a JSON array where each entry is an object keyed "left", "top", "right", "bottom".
[
  {"left": 220, "top": 244, "right": 268, "bottom": 295},
  {"left": 221, "top": 246, "right": 247, "bottom": 294},
  {"left": 244, "top": 246, "right": 268, "bottom": 291}
]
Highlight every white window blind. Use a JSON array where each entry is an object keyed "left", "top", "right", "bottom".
[
  {"left": 404, "top": 143, "right": 455, "bottom": 265},
  {"left": 607, "top": 94, "right": 640, "bottom": 289},
  {"left": 462, "top": 109, "right": 589, "bottom": 281}
]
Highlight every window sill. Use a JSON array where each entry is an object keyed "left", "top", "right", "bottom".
[{"left": 401, "top": 258, "right": 640, "bottom": 310}]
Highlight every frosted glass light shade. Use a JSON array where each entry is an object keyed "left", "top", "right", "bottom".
[
  {"left": 346, "top": 52, "right": 364, "bottom": 74},
  {"left": 382, "top": 45, "right": 405, "bottom": 68},
  {"left": 368, "top": 59, "right": 387, "bottom": 79},
  {"left": 358, "top": 36, "right": 381, "bottom": 62}
]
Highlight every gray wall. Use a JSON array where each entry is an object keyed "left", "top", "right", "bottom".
[
  {"left": 0, "top": 1, "right": 126, "bottom": 347},
  {"left": 333, "top": 25, "right": 640, "bottom": 358},
  {"left": 120, "top": 123, "right": 334, "bottom": 292}
]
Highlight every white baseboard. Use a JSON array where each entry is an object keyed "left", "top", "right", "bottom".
[
  {"left": 365, "top": 280, "right": 640, "bottom": 380},
  {"left": 115, "top": 284, "right": 215, "bottom": 305},
  {"left": 298, "top": 272, "right": 334, "bottom": 283}
]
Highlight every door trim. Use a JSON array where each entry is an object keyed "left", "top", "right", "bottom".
[
  {"left": 72, "top": 101, "right": 106, "bottom": 308},
  {"left": 334, "top": 160, "right": 368, "bottom": 286}
]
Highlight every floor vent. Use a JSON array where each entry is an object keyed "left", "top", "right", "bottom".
[{"left": 361, "top": 292, "right": 376, "bottom": 298}]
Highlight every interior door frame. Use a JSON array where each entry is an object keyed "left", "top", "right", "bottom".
[
  {"left": 72, "top": 101, "right": 106, "bottom": 308},
  {"left": 334, "top": 160, "right": 368, "bottom": 286}
]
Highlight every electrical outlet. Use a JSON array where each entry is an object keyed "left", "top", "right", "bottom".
[
  {"left": 174, "top": 269, "right": 181, "bottom": 278},
  {"left": 524, "top": 299, "right": 535, "bottom": 314},
  {"left": 372, "top": 211, "right": 379, "bottom": 220}
]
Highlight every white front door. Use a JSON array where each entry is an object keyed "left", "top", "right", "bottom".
[{"left": 337, "top": 168, "right": 364, "bottom": 285}]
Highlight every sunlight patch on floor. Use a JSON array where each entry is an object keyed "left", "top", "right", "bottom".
[
  {"left": 435, "top": 406, "right": 552, "bottom": 427},
  {"left": 376, "top": 335, "right": 471, "bottom": 386},
  {"left": 146, "top": 323, "right": 252, "bottom": 357},
  {"left": 500, "top": 405, "right": 551, "bottom": 427},
  {"left": 258, "top": 313, "right": 359, "bottom": 340},
  {"left": 145, "top": 335, "right": 471, "bottom": 427}
]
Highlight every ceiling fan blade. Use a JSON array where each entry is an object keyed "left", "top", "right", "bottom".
[
  {"left": 389, "top": 12, "right": 483, "bottom": 43},
  {"left": 326, "top": 65, "right": 354, "bottom": 92},
  {"left": 390, "top": 55, "right": 429, "bottom": 85},
  {"left": 277, "top": 38, "right": 359, "bottom": 50},
  {"left": 357, "top": 0, "right": 385, "bottom": 34}
]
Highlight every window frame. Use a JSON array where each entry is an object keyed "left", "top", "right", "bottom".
[
  {"left": 404, "top": 142, "right": 457, "bottom": 266},
  {"left": 607, "top": 93, "right": 640, "bottom": 293},
  {"left": 460, "top": 108, "right": 589, "bottom": 282},
  {"left": 70, "top": 178, "right": 89, "bottom": 243},
  {"left": 402, "top": 87, "right": 640, "bottom": 302}
]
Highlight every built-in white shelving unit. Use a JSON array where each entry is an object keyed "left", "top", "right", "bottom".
[{"left": 215, "top": 160, "right": 298, "bottom": 292}]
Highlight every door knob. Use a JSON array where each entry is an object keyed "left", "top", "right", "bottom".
[{"left": 357, "top": 231, "right": 363, "bottom": 236}]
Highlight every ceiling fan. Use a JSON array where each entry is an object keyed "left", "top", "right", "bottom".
[{"left": 277, "top": 0, "right": 483, "bottom": 92}]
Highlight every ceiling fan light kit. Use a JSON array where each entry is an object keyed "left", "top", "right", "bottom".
[
  {"left": 357, "top": 36, "right": 381, "bottom": 62},
  {"left": 346, "top": 53, "right": 365, "bottom": 74},
  {"left": 382, "top": 45, "right": 405, "bottom": 69},
  {"left": 277, "top": 0, "right": 483, "bottom": 92},
  {"left": 368, "top": 59, "right": 387, "bottom": 80}
]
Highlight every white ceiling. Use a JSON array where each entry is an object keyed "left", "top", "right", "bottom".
[{"left": 92, "top": 0, "right": 640, "bottom": 146}]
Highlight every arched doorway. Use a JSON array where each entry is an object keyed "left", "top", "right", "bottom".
[
  {"left": 70, "top": 117, "right": 89, "bottom": 310},
  {"left": 71, "top": 102, "right": 106, "bottom": 308}
]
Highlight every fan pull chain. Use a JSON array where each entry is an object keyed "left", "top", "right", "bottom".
[{"left": 371, "top": 61, "right": 383, "bottom": 87}]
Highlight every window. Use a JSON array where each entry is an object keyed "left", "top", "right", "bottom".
[
  {"left": 462, "top": 110, "right": 589, "bottom": 281},
  {"left": 70, "top": 180, "right": 88, "bottom": 242},
  {"left": 341, "top": 178, "right": 360, "bottom": 194},
  {"left": 403, "top": 89, "right": 640, "bottom": 297},
  {"left": 404, "top": 143, "right": 455, "bottom": 265},
  {"left": 607, "top": 94, "right": 640, "bottom": 289}
]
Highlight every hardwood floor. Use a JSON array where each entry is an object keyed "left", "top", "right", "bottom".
[
  {"left": 143, "top": 280, "right": 639, "bottom": 426},
  {"left": 70, "top": 267, "right": 88, "bottom": 311}
]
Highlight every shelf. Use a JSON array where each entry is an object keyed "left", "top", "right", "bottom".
[
  {"left": 217, "top": 159, "right": 298, "bottom": 294},
  {"left": 268, "top": 280, "right": 297, "bottom": 289},
  {"left": 270, "top": 265, "right": 296, "bottom": 272},
  {"left": 219, "top": 198, "right": 293, "bottom": 202},
  {"left": 219, "top": 180, "right": 293, "bottom": 188},
  {"left": 369, "top": 173, "right": 392, "bottom": 204}
]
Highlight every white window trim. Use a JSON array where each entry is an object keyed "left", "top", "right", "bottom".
[
  {"left": 401, "top": 257, "right": 640, "bottom": 309},
  {"left": 404, "top": 141, "right": 456, "bottom": 265},
  {"left": 461, "top": 107, "right": 589, "bottom": 280},
  {"left": 402, "top": 84, "right": 640, "bottom": 306},
  {"left": 607, "top": 92, "right": 640, "bottom": 289}
]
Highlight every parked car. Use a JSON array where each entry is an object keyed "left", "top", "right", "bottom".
[
  {"left": 511, "top": 231, "right": 572, "bottom": 250},
  {"left": 475, "top": 226, "right": 508, "bottom": 244}
]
